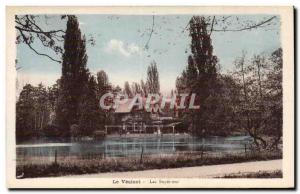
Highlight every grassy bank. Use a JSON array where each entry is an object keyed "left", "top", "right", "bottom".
[
  {"left": 216, "top": 170, "right": 282, "bottom": 178},
  {"left": 17, "top": 150, "right": 282, "bottom": 178}
]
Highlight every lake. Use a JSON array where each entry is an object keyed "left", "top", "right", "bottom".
[{"left": 16, "top": 134, "right": 252, "bottom": 160}]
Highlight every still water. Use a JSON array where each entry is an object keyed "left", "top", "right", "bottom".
[{"left": 16, "top": 134, "right": 252, "bottom": 159}]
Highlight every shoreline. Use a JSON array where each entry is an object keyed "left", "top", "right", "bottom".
[
  {"left": 17, "top": 150, "right": 282, "bottom": 179},
  {"left": 25, "top": 159, "right": 283, "bottom": 179}
]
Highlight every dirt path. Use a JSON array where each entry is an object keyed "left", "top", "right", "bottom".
[{"left": 66, "top": 159, "right": 282, "bottom": 178}]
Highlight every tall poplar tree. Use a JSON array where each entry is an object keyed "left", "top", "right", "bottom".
[
  {"left": 146, "top": 61, "right": 160, "bottom": 94},
  {"left": 55, "top": 15, "right": 88, "bottom": 136},
  {"left": 177, "top": 16, "right": 218, "bottom": 135},
  {"left": 124, "top": 81, "right": 133, "bottom": 97}
]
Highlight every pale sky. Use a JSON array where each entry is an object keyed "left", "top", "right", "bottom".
[{"left": 17, "top": 14, "right": 281, "bottom": 93}]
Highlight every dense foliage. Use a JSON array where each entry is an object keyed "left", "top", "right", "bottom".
[{"left": 175, "top": 16, "right": 282, "bottom": 149}]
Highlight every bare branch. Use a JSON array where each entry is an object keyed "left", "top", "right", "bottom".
[
  {"left": 212, "top": 16, "right": 277, "bottom": 32},
  {"left": 25, "top": 15, "right": 65, "bottom": 35},
  {"left": 15, "top": 15, "right": 65, "bottom": 63},
  {"left": 209, "top": 16, "right": 216, "bottom": 36},
  {"left": 221, "top": 16, "right": 232, "bottom": 22},
  {"left": 181, "top": 21, "right": 190, "bottom": 33},
  {"left": 183, "top": 16, "right": 277, "bottom": 35},
  {"left": 144, "top": 15, "right": 155, "bottom": 49},
  {"left": 17, "top": 28, "right": 62, "bottom": 63},
  {"left": 15, "top": 26, "right": 65, "bottom": 35}
]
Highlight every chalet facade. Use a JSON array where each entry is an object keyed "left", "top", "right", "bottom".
[{"left": 105, "top": 97, "right": 180, "bottom": 134}]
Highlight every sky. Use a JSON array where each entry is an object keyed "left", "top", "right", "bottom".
[{"left": 16, "top": 14, "right": 281, "bottom": 94}]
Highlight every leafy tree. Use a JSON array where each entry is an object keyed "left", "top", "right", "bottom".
[
  {"left": 47, "top": 80, "right": 60, "bottom": 112},
  {"left": 95, "top": 70, "right": 113, "bottom": 127},
  {"left": 232, "top": 52, "right": 266, "bottom": 147},
  {"left": 78, "top": 75, "right": 104, "bottom": 136},
  {"left": 34, "top": 83, "right": 50, "bottom": 130},
  {"left": 199, "top": 75, "right": 240, "bottom": 136},
  {"left": 124, "top": 81, "right": 133, "bottom": 97},
  {"left": 96, "top": 70, "right": 110, "bottom": 99},
  {"left": 16, "top": 84, "right": 36, "bottom": 142},
  {"left": 146, "top": 61, "right": 160, "bottom": 94},
  {"left": 16, "top": 83, "right": 52, "bottom": 142},
  {"left": 232, "top": 48, "right": 283, "bottom": 149},
  {"left": 140, "top": 79, "right": 148, "bottom": 97},
  {"left": 266, "top": 48, "right": 282, "bottom": 148},
  {"left": 131, "top": 82, "right": 142, "bottom": 95}
]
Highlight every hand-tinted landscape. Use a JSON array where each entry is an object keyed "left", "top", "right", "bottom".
[{"left": 15, "top": 14, "right": 282, "bottom": 179}]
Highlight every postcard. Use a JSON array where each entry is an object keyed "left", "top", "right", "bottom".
[{"left": 6, "top": 6, "right": 294, "bottom": 189}]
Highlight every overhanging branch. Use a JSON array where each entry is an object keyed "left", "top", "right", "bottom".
[
  {"left": 212, "top": 16, "right": 277, "bottom": 32},
  {"left": 17, "top": 28, "right": 62, "bottom": 63}
]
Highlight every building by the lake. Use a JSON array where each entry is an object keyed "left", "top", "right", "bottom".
[{"left": 103, "top": 96, "right": 181, "bottom": 135}]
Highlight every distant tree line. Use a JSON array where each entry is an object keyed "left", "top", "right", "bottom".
[
  {"left": 123, "top": 60, "right": 160, "bottom": 98},
  {"left": 16, "top": 83, "right": 56, "bottom": 141}
]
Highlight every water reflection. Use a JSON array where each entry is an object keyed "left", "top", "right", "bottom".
[{"left": 17, "top": 134, "right": 252, "bottom": 159}]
